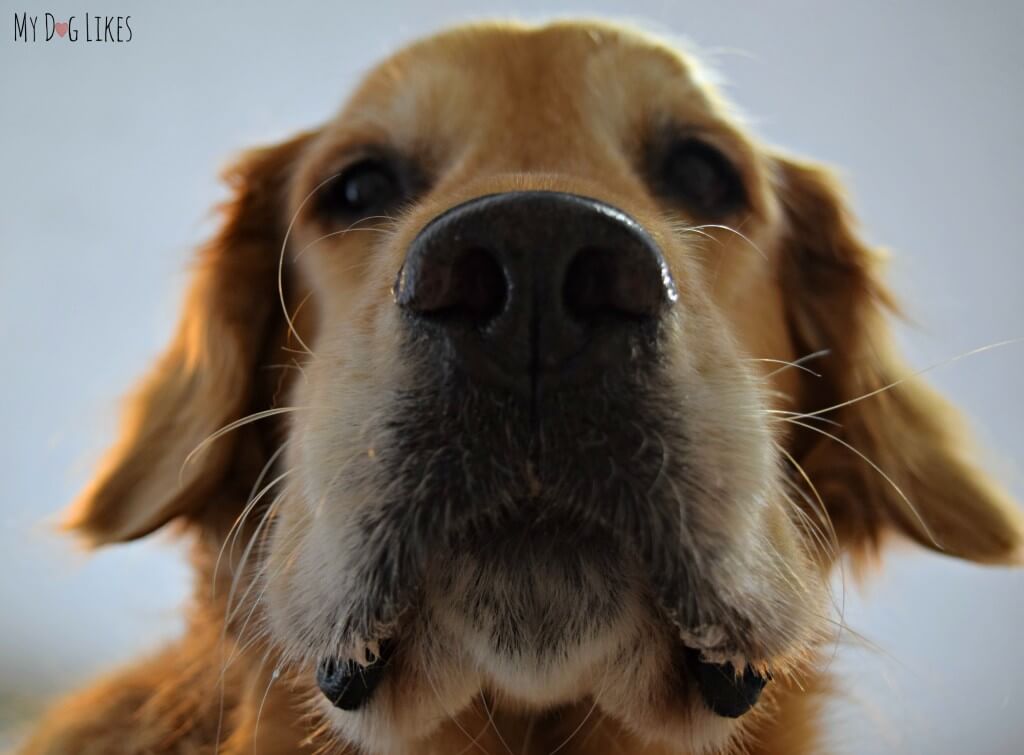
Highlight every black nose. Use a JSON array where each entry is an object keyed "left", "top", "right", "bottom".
[{"left": 395, "top": 191, "right": 676, "bottom": 390}]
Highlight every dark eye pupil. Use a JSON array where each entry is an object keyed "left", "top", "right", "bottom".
[
  {"left": 660, "top": 139, "right": 744, "bottom": 215},
  {"left": 317, "top": 159, "right": 402, "bottom": 219},
  {"left": 343, "top": 165, "right": 396, "bottom": 211},
  {"left": 670, "top": 151, "right": 720, "bottom": 202}
]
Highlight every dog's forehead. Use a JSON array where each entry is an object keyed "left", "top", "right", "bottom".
[{"left": 327, "top": 22, "right": 731, "bottom": 154}]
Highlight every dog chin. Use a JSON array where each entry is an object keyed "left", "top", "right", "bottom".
[
  {"left": 306, "top": 513, "right": 774, "bottom": 755},
  {"left": 422, "top": 524, "right": 644, "bottom": 707},
  {"left": 318, "top": 578, "right": 745, "bottom": 755}
]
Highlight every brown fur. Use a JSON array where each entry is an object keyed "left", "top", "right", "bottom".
[{"left": 21, "top": 20, "right": 1023, "bottom": 755}]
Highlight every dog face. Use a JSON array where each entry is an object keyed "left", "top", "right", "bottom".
[
  {"left": 64, "top": 21, "right": 1023, "bottom": 755},
  {"left": 268, "top": 24, "right": 822, "bottom": 751}
]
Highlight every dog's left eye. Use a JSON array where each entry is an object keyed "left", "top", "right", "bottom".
[
  {"left": 654, "top": 139, "right": 747, "bottom": 217},
  {"left": 319, "top": 158, "right": 403, "bottom": 218}
]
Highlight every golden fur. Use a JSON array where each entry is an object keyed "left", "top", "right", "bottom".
[{"left": 21, "top": 20, "right": 1023, "bottom": 755}]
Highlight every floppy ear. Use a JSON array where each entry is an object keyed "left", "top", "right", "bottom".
[
  {"left": 63, "top": 131, "right": 316, "bottom": 546},
  {"left": 775, "top": 154, "right": 1024, "bottom": 565}
]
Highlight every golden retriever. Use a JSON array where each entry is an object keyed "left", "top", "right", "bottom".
[{"left": 21, "top": 19, "right": 1023, "bottom": 755}]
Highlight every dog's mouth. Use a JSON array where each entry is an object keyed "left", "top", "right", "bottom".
[
  {"left": 311, "top": 498, "right": 773, "bottom": 721},
  {"left": 285, "top": 356, "right": 818, "bottom": 737},
  {"left": 314, "top": 635, "right": 770, "bottom": 719}
]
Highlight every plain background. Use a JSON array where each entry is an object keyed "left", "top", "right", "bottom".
[{"left": 2, "top": 1, "right": 1022, "bottom": 752}]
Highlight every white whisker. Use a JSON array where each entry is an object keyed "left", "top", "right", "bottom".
[
  {"left": 686, "top": 222, "right": 768, "bottom": 261},
  {"left": 292, "top": 216, "right": 396, "bottom": 262},
  {"left": 480, "top": 692, "right": 515, "bottom": 755},
  {"left": 275, "top": 172, "right": 356, "bottom": 356},
  {"left": 784, "top": 417, "right": 940, "bottom": 549},
  {"left": 180, "top": 406, "right": 313, "bottom": 483},
  {"left": 796, "top": 339, "right": 1021, "bottom": 421},
  {"left": 212, "top": 442, "right": 291, "bottom": 598},
  {"left": 748, "top": 349, "right": 830, "bottom": 378},
  {"left": 253, "top": 660, "right": 284, "bottom": 753}
]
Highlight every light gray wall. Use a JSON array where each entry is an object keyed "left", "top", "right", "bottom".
[{"left": 2, "top": 1, "right": 1022, "bottom": 752}]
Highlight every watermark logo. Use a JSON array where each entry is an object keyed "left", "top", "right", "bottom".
[{"left": 13, "top": 12, "right": 133, "bottom": 43}]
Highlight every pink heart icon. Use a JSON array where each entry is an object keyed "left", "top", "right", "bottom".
[{"left": 55, "top": 21, "right": 68, "bottom": 38}]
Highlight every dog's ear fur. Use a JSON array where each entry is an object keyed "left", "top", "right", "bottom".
[
  {"left": 63, "top": 131, "right": 315, "bottom": 546},
  {"left": 776, "top": 154, "right": 1024, "bottom": 565}
]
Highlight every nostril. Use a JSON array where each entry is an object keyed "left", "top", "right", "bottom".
[
  {"left": 562, "top": 248, "right": 609, "bottom": 319},
  {"left": 451, "top": 248, "right": 507, "bottom": 321},
  {"left": 400, "top": 248, "right": 507, "bottom": 324},
  {"left": 563, "top": 247, "right": 668, "bottom": 321}
]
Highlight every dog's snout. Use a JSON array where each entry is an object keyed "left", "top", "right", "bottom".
[{"left": 396, "top": 191, "right": 676, "bottom": 388}]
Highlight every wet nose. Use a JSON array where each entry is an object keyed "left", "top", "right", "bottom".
[{"left": 395, "top": 191, "right": 676, "bottom": 391}]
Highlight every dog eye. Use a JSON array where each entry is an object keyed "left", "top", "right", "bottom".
[
  {"left": 656, "top": 139, "right": 746, "bottom": 216},
  {"left": 318, "top": 159, "right": 403, "bottom": 218}
]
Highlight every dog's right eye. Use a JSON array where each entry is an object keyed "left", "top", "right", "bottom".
[{"left": 318, "top": 158, "right": 403, "bottom": 219}]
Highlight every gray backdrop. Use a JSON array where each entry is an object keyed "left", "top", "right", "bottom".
[{"left": 2, "top": 1, "right": 1022, "bottom": 752}]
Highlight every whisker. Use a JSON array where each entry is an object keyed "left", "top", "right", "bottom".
[
  {"left": 219, "top": 532, "right": 304, "bottom": 699},
  {"left": 779, "top": 479, "right": 838, "bottom": 564},
  {"left": 292, "top": 218, "right": 396, "bottom": 262},
  {"left": 232, "top": 461, "right": 357, "bottom": 647},
  {"left": 212, "top": 455, "right": 292, "bottom": 754},
  {"left": 212, "top": 442, "right": 291, "bottom": 598},
  {"left": 180, "top": 406, "right": 318, "bottom": 483},
  {"left": 223, "top": 492, "right": 292, "bottom": 645},
  {"left": 277, "top": 172, "right": 346, "bottom": 356},
  {"left": 222, "top": 467, "right": 294, "bottom": 595},
  {"left": 783, "top": 417, "right": 941, "bottom": 549},
  {"left": 774, "top": 444, "right": 848, "bottom": 671},
  {"left": 218, "top": 498, "right": 287, "bottom": 668},
  {"left": 261, "top": 359, "right": 310, "bottom": 385},
  {"left": 765, "top": 408, "right": 842, "bottom": 428},
  {"left": 795, "top": 338, "right": 1021, "bottom": 421},
  {"left": 518, "top": 715, "right": 537, "bottom": 755},
  {"left": 547, "top": 695, "right": 601, "bottom": 755},
  {"left": 777, "top": 463, "right": 839, "bottom": 562},
  {"left": 227, "top": 500, "right": 321, "bottom": 670},
  {"left": 547, "top": 662, "right": 616, "bottom": 755},
  {"left": 686, "top": 222, "right": 768, "bottom": 261},
  {"left": 747, "top": 349, "right": 830, "bottom": 379},
  {"left": 421, "top": 665, "right": 493, "bottom": 755},
  {"left": 286, "top": 290, "right": 316, "bottom": 354},
  {"left": 480, "top": 692, "right": 515, "bottom": 755},
  {"left": 455, "top": 720, "right": 499, "bottom": 755},
  {"left": 226, "top": 490, "right": 291, "bottom": 629},
  {"left": 253, "top": 659, "right": 284, "bottom": 753}
]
